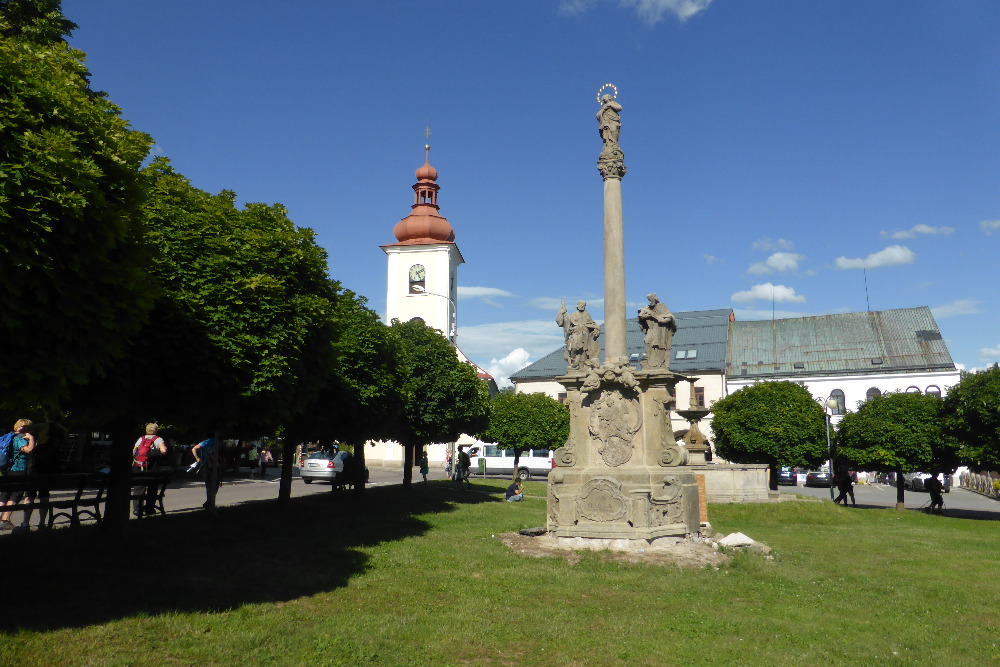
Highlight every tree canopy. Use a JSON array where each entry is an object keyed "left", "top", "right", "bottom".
[
  {"left": 836, "top": 391, "right": 958, "bottom": 474},
  {"left": 478, "top": 391, "right": 568, "bottom": 453},
  {"left": 943, "top": 365, "right": 1000, "bottom": 470},
  {"left": 1, "top": 3, "right": 154, "bottom": 409},
  {"left": 391, "top": 318, "right": 490, "bottom": 485},
  {"left": 710, "top": 381, "right": 828, "bottom": 487}
]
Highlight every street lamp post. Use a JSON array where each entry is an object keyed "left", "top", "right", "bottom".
[
  {"left": 825, "top": 397, "right": 839, "bottom": 501},
  {"left": 412, "top": 285, "right": 457, "bottom": 343}
]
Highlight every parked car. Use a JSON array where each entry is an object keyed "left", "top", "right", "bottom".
[
  {"left": 468, "top": 444, "right": 554, "bottom": 480},
  {"left": 903, "top": 472, "right": 951, "bottom": 493},
  {"left": 300, "top": 450, "right": 369, "bottom": 485},
  {"left": 777, "top": 467, "right": 797, "bottom": 486},
  {"left": 805, "top": 470, "right": 832, "bottom": 487}
]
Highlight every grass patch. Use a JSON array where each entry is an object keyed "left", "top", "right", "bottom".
[{"left": 2, "top": 479, "right": 998, "bottom": 665}]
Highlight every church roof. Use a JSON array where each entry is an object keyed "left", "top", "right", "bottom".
[
  {"left": 726, "top": 306, "right": 955, "bottom": 379},
  {"left": 510, "top": 309, "right": 732, "bottom": 382},
  {"left": 385, "top": 145, "right": 456, "bottom": 246}
]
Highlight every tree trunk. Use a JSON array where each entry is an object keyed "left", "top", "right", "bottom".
[
  {"left": 895, "top": 469, "right": 905, "bottom": 510},
  {"left": 278, "top": 427, "right": 297, "bottom": 506},
  {"left": 402, "top": 443, "right": 414, "bottom": 487},
  {"left": 352, "top": 440, "right": 366, "bottom": 497},
  {"left": 103, "top": 419, "right": 134, "bottom": 535},
  {"left": 513, "top": 449, "right": 521, "bottom": 481}
]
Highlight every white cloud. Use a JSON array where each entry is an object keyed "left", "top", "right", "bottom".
[
  {"left": 747, "top": 252, "right": 804, "bottom": 275},
  {"left": 835, "top": 245, "right": 915, "bottom": 269},
  {"left": 731, "top": 283, "right": 806, "bottom": 304},
  {"left": 458, "top": 286, "right": 515, "bottom": 302},
  {"left": 931, "top": 299, "right": 981, "bottom": 319},
  {"left": 979, "top": 343, "right": 1000, "bottom": 358},
  {"left": 485, "top": 348, "right": 533, "bottom": 389},
  {"left": 751, "top": 238, "right": 794, "bottom": 252},
  {"left": 881, "top": 224, "right": 955, "bottom": 239},
  {"left": 559, "top": 0, "right": 711, "bottom": 24},
  {"left": 457, "top": 319, "right": 564, "bottom": 367},
  {"left": 702, "top": 254, "right": 723, "bottom": 265},
  {"left": 980, "top": 219, "right": 1000, "bottom": 235}
]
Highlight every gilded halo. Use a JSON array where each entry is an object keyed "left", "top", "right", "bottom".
[{"left": 596, "top": 83, "right": 618, "bottom": 103}]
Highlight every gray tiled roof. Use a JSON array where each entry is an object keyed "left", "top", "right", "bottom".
[
  {"left": 511, "top": 309, "right": 732, "bottom": 382},
  {"left": 727, "top": 306, "right": 955, "bottom": 379}
]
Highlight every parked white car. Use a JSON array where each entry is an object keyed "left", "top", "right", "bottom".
[{"left": 467, "top": 444, "right": 554, "bottom": 480}]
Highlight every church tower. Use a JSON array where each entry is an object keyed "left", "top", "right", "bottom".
[{"left": 381, "top": 143, "right": 463, "bottom": 341}]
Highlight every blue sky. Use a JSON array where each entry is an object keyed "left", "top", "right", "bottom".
[{"left": 64, "top": 1, "right": 1000, "bottom": 386}]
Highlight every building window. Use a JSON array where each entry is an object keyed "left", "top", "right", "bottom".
[
  {"left": 694, "top": 387, "right": 705, "bottom": 407},
  {"left": 866, "top": 387, "right": 881, "bottom": 401},
  {"left": 830, "top": 389, "right": 846, "bottom": 415},
  {"left": 906, "top": 386, "right": 921, "bottom": 393},
  {"left": 675, "top": 349, "right": 697, "bottom": 359},
  {"left": 926, "top": 385, "right": 941, "bottom": 398},
  {"left": 676, "top": 350, "right": 686, "bottom": 359},
  {"left": 557, "top": 392, "right": 567, "bottom": 404}
]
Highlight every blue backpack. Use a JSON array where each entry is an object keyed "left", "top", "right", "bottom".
[{"left": 0, "top": 432, "right": 16, "bottom": 472}]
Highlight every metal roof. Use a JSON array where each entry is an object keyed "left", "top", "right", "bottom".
[
  {"left": 726, "top": 306, "right": 955, "bottom": 379},
  {"left": 511, "top": 309, "right": 732, "bottom": 382}
]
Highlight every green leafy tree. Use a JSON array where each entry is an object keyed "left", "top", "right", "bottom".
[
  {"left": 943, "top": 364, "right": 1000, "bottom": 470},
  {"left": 391, "top": 319, "right": 490, "bottom": 487},
  {"left": 1, "top": 1, "right": 154, "bottom": 409},
  {"left": 477, "top": 391, "right": 568, "bottom": 480},
  {"left": 289, "top": 292, "right": 404, "bottom": 497},
  {"left": 837, "top": 391, "right": 958, "bottom": 507},
  {"left": 710, "top": 381, "right": 828, "bottom": 489},
  {"left": 68, "top": 160, "right": 342, "bottom": 520}
]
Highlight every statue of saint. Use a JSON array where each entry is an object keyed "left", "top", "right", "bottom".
[
  {"left": 557, "top": 300, "right": 601, "bottom": 372},
  {"left": 637, "top": 293, "right": 677, "bottom": 369},
  {"left": 597, "top": 94, "right": 622, "bottom": 149}
]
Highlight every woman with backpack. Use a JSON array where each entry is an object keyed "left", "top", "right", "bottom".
[
  {"left": 0, "top": 419, "right": 36, "bottom": 530},
  {"left": 132, "top": 423, "right": 167, "bottom": 517}
]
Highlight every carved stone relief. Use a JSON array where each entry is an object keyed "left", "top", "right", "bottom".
[
  {"left": 588, "top": 389, "right": 641, "bottom": 467},
  {"left": 577, "top": 478, "right": 629, "bottom": 522},
  {"left": 649, "top": 476, "right": 683, "bottom": 527}
]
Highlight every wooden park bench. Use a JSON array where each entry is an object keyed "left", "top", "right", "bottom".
[
  {"left": 0, "top": 473, "right": 107, "bottom": 528},
  {"left": 129, "top": 470, "right": 173, "bottom": 518}
]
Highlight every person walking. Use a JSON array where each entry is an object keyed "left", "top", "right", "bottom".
[
  {"left": 925, "top": 474, "right": 945, "bottom": 513},
  {"left": 833, "top": 467, "right": 856, "bottom": 506},
  {"left": 259, "top": 447, "right": 273, "bottom": 478},
  {"left": 419, "top": 450, "right": 429, "bottom": 483},
  {"left": 457, "top": 445, "right": 471, "bottom": 490},
  {"left": 132, "top": 423, "right": 167, "bottom": 517},
  {"left": 0, "top": 420, "right": 36, "bottom": 530}
]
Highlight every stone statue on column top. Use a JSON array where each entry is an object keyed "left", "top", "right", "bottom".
[
  {"left": 637, "top": 293, "right": 677, "bottom": 369},
  {"left": 557, "top": 300, "right": 601, "bottom": 372}
]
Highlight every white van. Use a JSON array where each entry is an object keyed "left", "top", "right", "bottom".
[{"left": 467, "top": 444, "right": 554, "bottom": 480}]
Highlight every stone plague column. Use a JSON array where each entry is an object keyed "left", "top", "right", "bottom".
[{"left": 546, "top": 86, "right": 703, "bottom": 544}]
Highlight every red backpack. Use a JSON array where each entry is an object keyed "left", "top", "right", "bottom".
[{"left": 134, "top": 435, "right": 158, "bottom": 469}]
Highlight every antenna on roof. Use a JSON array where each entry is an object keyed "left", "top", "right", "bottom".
[{"left": 863, "top": 267, "right": 871, "bottom": 312}]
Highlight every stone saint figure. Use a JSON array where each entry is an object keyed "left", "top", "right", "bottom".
[
  {"left": 637, "top": 293, "right": 677, "bottom": 369},
  {"left": 557, "top": 300, "right": 601, "bottom": 372},
  {"left": 597, "top": 94, "right": 622, "bottom": 149}
]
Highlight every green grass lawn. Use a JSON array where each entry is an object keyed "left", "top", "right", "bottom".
[{"left": 2, "top": 479, "right": 998, "bottom": 666}]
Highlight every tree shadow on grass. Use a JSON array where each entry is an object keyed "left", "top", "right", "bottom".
[{"left": 0, "top": 482, "right": 498, "bottom": 632}]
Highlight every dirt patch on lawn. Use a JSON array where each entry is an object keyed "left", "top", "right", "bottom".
[{"left": 499, "top": 531, "right": 731, "bottom": 569}]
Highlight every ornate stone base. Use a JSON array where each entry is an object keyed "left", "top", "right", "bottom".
[
  {"left": 547, "top": 467, "right": 700, "bottom": 539},
  {"left": 546, "top": 366, "right": 702, "bottom": 540}
]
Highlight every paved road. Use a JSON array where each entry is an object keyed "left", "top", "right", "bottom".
[{"left": 780, "top": 481, "right": 1000, "bottom": 517}]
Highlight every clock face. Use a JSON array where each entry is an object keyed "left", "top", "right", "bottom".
[{"left": 408, "top": 264, "right": 426, "bottom": 282}]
